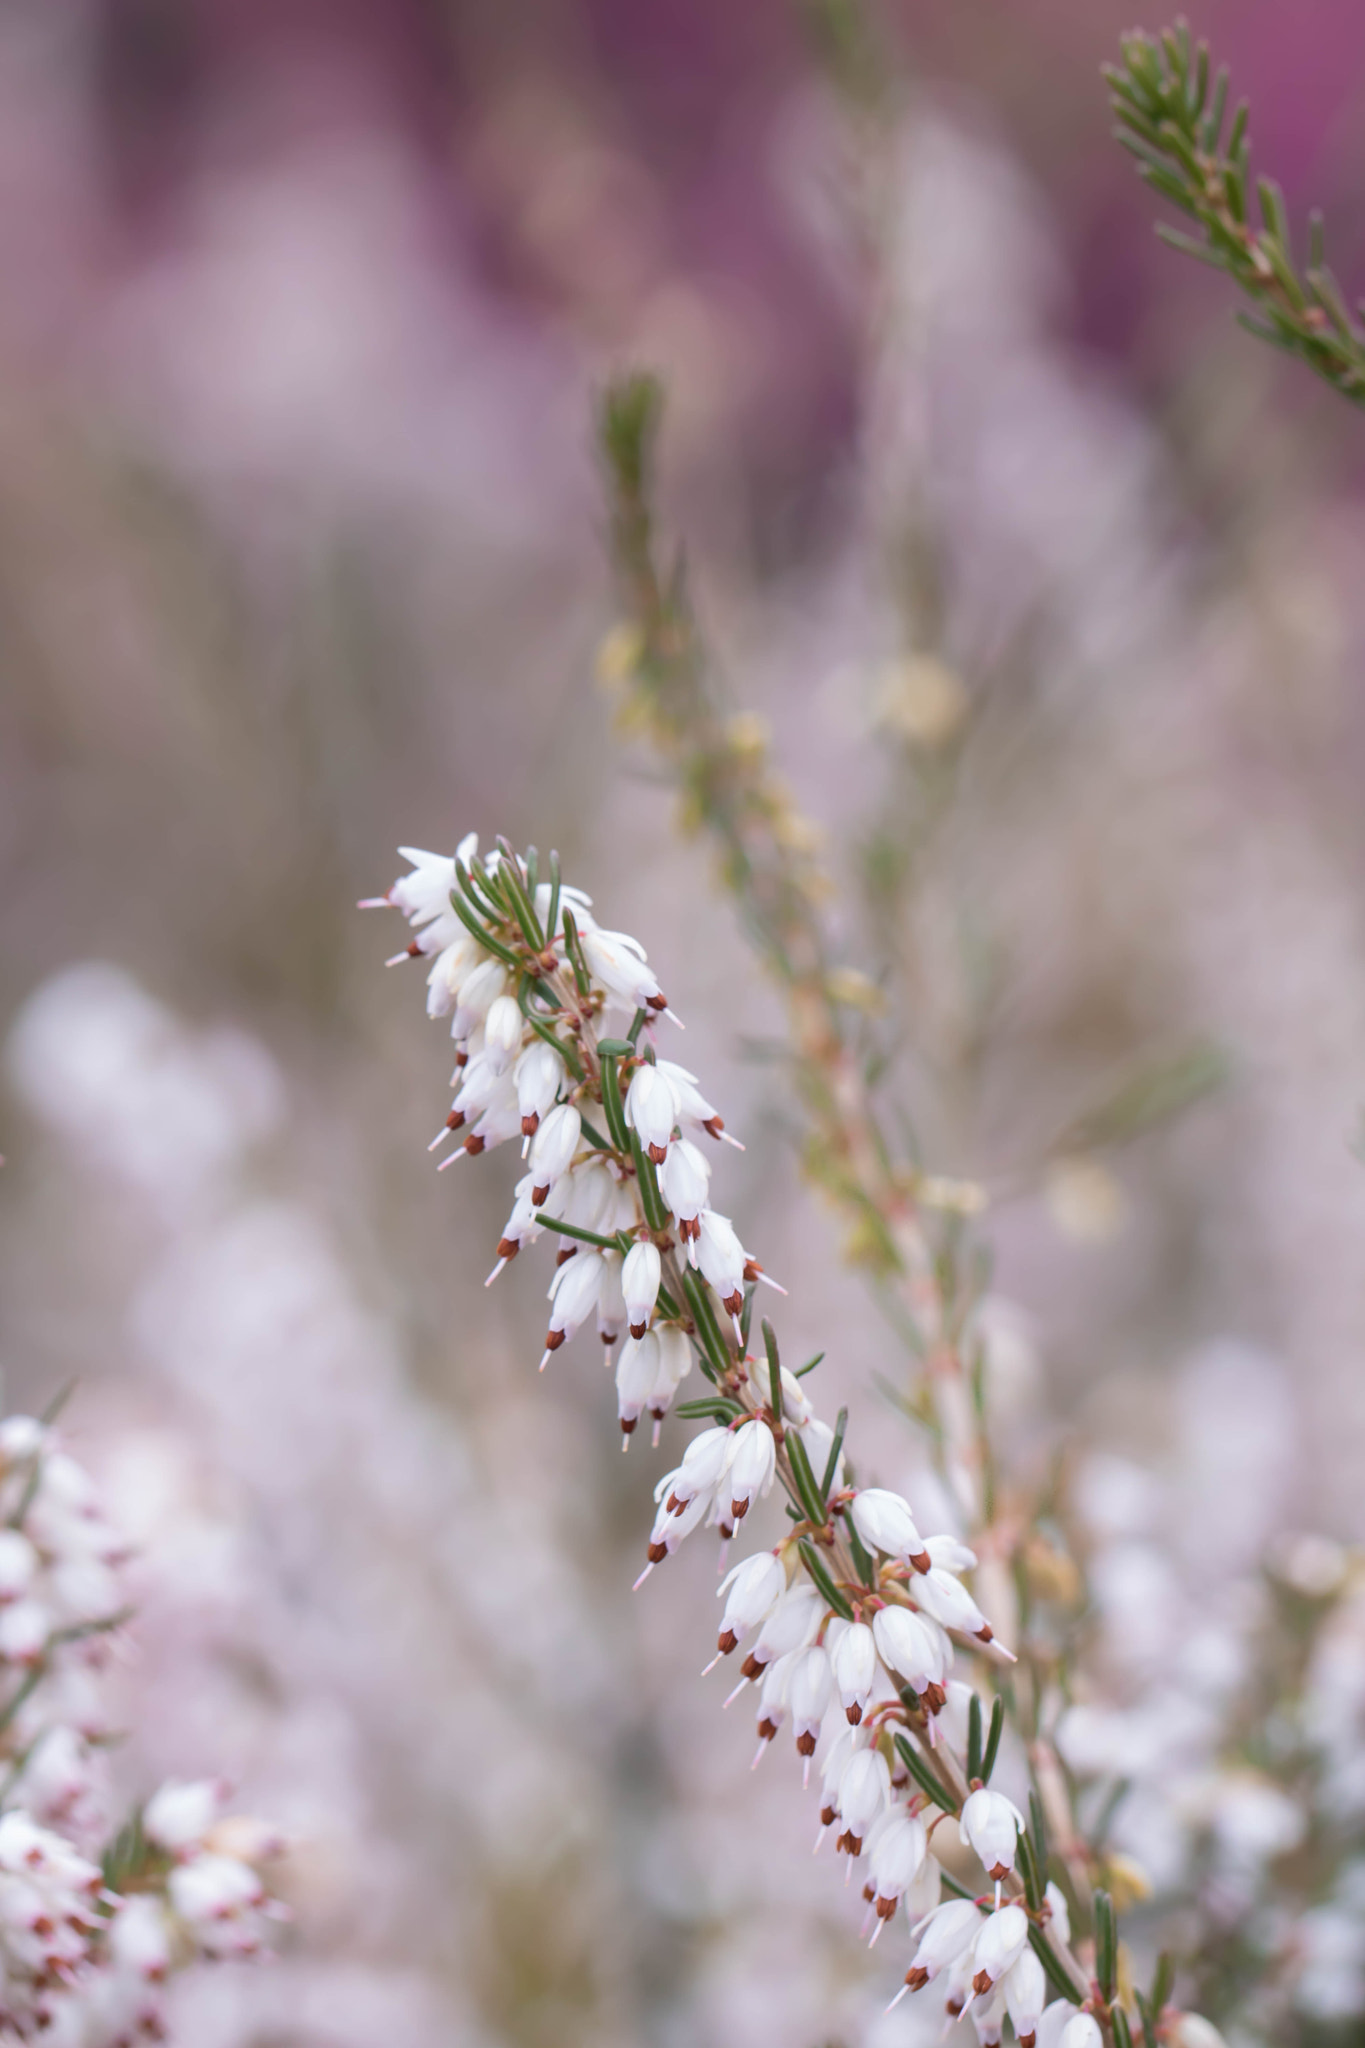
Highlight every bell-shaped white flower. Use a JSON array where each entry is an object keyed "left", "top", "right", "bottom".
[
  {"left": 830, "top": 1620, "right": 878, "bottom": 1724},
  {"left": 616, "top": 1334, "right": 660, "bottom": 1437},
  {"left": 694, "top": 1210, "right": 746, "bottom": 1316},
  {"left": 801, "top": 1416, "right": 845, "bottom": 1495},
  {"left": 960, "top": 1787, "right": 1026, "bottom": 1882},
  {"left": 110, "top": 1894, "right": 173, "bottom": 1982},
  {"left": 0, "top": 1599, "right": 48, "bottom": 1666},
  {"left": 621, "top": 1241, "right": 662, "bottom": 1338},
  {"left": 544, "top": 1249, "right": 605, "bottom": 1357},
  {"left": 747, "top": 1353, "right": 812, "bottom": 1427},
  {"left": 716, "top": 1551, "right": 785, "bottom": 1654},
  {"left": 653, "top": 1327, "right": 692, "bottom": 1404},
  {"left": 867, "top": 1809, "right": 927, "bottom": 1918},
  {"left": 727, "top": 1418, "right": 776, "bottom": 1521},
  {"left": 659, "top": 1135, "right": 711, "bottom": 1238},
  {"left": 742, "top": 1583, "right": 823, "bottom": 1679},
  {"left": 595, "top": 1251, "right": 627, "bottom": 1345},
  {"left": 1044, "top": 1881, "right": 1070, "bottom": 1946},
  {"left": 914, "top": 1565, "right": 997, "bottom": 1645},
  {"left": 514, "top": 1039, "right": 564, "bottom": 1135},
  {"left": 382, "top": 846, "right": 457, "bottom": 928},
  {"left": 450, "top": 958, "right": 507, "bottom": 1043},
  {"left": 788, "top": 1644, "right": 834, "bottom": 1754},
  {"left": 662, "top": 1427, "right": 735, "bottom": 1517},
  {"left": 904, "top": 1899, "right": 983, "bottom": 1990},
  {"left": 144, "top": 1779, "right": 226, "bottom": 1855},
  {"left": 645, "top": 1482, "right": 709, "bottom": 1566},
  {"left": 483, "top": 995, "right": 524, "bottom": 1075},
  {"left": 425, "top": 931, "right": 484, "bottom": 1016},
  {"left": 850, "top": 1488, "right": 931, "bottom": 1572},
  {"left": 528, "top": 1103, "right": 582, "bottom": 1205},
  {"left": 925, "top": 1532, "right": 978, "bottom": 1573},
  {"left": 624, "top": 1064, "right": 678, "bottom": 1164},
  {"left": 1058, "top": 2018, "right": 1103, "bottom": 2048},
  {"left": 580, "top": 926, "right": 666, "bottom": 1011},
  {"left": 971, "top": 1902, "right": 1030, "bottom": 1991},
  {"left": 835, "top": 1744, "right": 890, "bottom": 1852},
  {"left": 872, "top": 1603, "right": 952, "bottom": 1693},
  {"left": 0, "top": 1533, "right": 36, "bottom": 1605},
  {"left": 1004, "top": 1949, "right": 1047, "bottom": 2047},
  {"left": 754, "top": 1649, "right": 796, "bottom": 1747}
]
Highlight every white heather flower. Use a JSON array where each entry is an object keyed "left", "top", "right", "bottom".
[
  {"left": 904, "top": 1899, "right": 983, "bottom": 1989},
  {"left": 655, "top": 1059, "right": 733, "bottom": 1142},
  {"left": 788, "top": 1645, "right": 835, "bottom": 1753},
  {"left": 491, "top": 1175, "right": 543, "bottom": 1272},
  {"left": 1059, "top": 2018, "right": 1103, "bottom": 2048},
  {"left": 850, "top": 1488, "right": 932, "bottom": 1572},
  {"left": 580, "top": 927, "right": 667, "bottom": 1012},
  {"left": 754, "top": 1649, "right": 797, "bottom": 1747},
  {"left": 960, "top": 1788, "right": 1026, "bottom": 1881},
  {"left": 483, "top": 994, "right": 524, "bottom": 1075},
  {"left": 716, "top": 1551, "right": 785, "bottom": 1654},
  {"left": 387, "top": 846, "right": 457, "bottom": 923},
  {"left": 110, "top": 1894, "right": 173, "bottom": 1981},
  {"left": 971, "top": 1902, "right": 1030, "bottom": 1990},
  {"left": 727, "top": 1418, "right": 776, "bottom": 1521},
  {"left": 21, "top": 1726, "right": 95, "bottom": 1829},
  {"left": 835, "top": 1745, "right": 891, "bottom": 1853},
  {"left": 533, "top": 878, "right": 594, "bottom": 936},
  {"left": 831, "top": 1620, "right": 878, "bottom": 1724},
  {"left": 915, "top": 1565, "right": 1002, "bottom": 1647},
  {"left": 662, "top": 1427, "right": 735, "bottom": 1516},
  {"left": 513, "top": 1039, "right": 564, "bottom": 1136},
  {"left": 450, "top": 958, "right": 507, "bottom": 1043},
  {"left": 624, "top": 1064, "right": 678, "bottom": 1164},
  {"left": 742, "top": 1584, "right": 823, "bottom": 1678},
  {"left": 938, "top": 1679, "right": 976, "bottom": 1754},
  {"left": 653, "top": 1327, "right": 692, "bottom": 1404},
  {"left": 1044, "top": 1881, "right": 1070, "bottom": 1945},
  {"left": 615, "top": 1334, "right": 661, "bottom": 1436},
  {"left": 748, "top": 1353, "right": 812, "bottom": 1427},
  {"left": 528, "top": 1103, "right": 582, "bottom": 1205},
  {"left": 925, "top": 1532, "right": 979, "bottom": 1573},
  {"left": 645, "top": 1484, "right": 709, "bottom": 1565},
  {"left": 815, "top": 1721, "right": 858, "bottom": 1829},
  {"left": 425, "top": 930, "right": 484, "bottom": 1017},
  {"left": 660, "top": 1136, "right": 710, "bottom": 1237},
  {"left": 0, "top": 1533, "right": 36, "bottom": 1605},
  {"left": 544, "top": 1250, "right": 606, "bottom": 1356},
  {"left": 621, "top": 1241, "right": 662, "bottom": 1338},
  {"left": 144, "top": 1779, "right": 227, "bottom": 1855},
  {"left": 548, "top": 1157, "right": 616, "bottom": 1240},
  {"left": 872, "top": 1603, "right": 953, "bottom": 1693},
  {"left": 169, "top": 1852, "right": 267, "bottom": 1958},
  {"left": 1004, "top": 1949, "right": 1048, "bottom": 2047},
  {"left": 596, "top": 1251, "right": 627, "bottom": 1347},
  {"left": 694, "top": 1210, "right": 746, "bottom": 1316},
  {"left": 867, "top": 1809, "right": 927, "bottom": 1917}
]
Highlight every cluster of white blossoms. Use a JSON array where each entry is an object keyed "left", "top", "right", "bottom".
[
  {"left": 0, "top": 1414, "right": 283, "bottom": 2042},
  {"left": 370, "top": 836, "right": 1219, "bottom": 2046}
]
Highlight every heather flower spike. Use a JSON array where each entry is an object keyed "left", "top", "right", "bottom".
[{"left": 369, "top": 837, "right": 1223, "bottom": 2044}]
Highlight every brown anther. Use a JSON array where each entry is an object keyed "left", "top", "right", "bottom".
[
  {"left": 845, "top": 1702, "right": 863, "bottom": 1726},
  {"left": 620, "top": 1417, "right": 637, "bottom": 1436},
  {"left": 730, "top": 1495, "right": 750, "bottom": 1520},
  {"left": 946, "top": 1993, "right": 965, "bottom": 2017},
  {"left": 496, "top": 1238, "right": 520, "bottom": 1261},
  {"left": 543, "top": 1329, "right": 565, "bottom": 1353},
  {"left": 742, "top": 1259, "right": 762, "bottom": 1282},
  {"left": 862, "top": 1882, "right": 876, "bottom": 1904},
  {"left": 680, "top": 1215, "right": 701, "bottom": 1241},
  {"left": 463, "top": 1134, "right": 486, "bottom": 1156},
  {"left": 647, "top": 1540, "right": 667, "bottom": 1563},
  {"left": 975, "top": 1624, "right": 995, "bottom": 1644},
  {"left": 647, "top": 1142, "right": 668, "bottom": 1165},
  {"left": 1019, "top": 2035, "right": 1036, "bottom": 2048},
  {"left": 722, "top": 1290, "right": 744, "bottom": 1316},
  {"left": 909, "top": 1549, "right": 932, "bottom": 1574},
  {"left": 555, "top": 1246, "right": 576, "bottom": 1266},
  {"left": 837, "top": 1828, "right": 863, "bottom": 1856},
  {"left": 629, "top": 1318, "right": 648, "bottom": 1339},
  {"left": 741, "top": 1652, "right": 765, "bottom": 1681},
  {"left": 904, "top": 1966, "right": 929, "bottom": 1992},
  {"left": 875, "top": 1896, "right": 897, "bottom": 1920},
  {"left": 820, "top": 1803, "right": 837, "bottom": 1827},
  {"left": 454, "top": 1048, "right": 469, "bottom": 1068},
  {"left": 702, "top": 1115, "right": 725, "bottom": 1138},
  {"left": 923, "top": 1681, "right": 947, "bottom": 1713},
  {"left": 988, "top": 1860, "right": 1009, "bottom": 1881},
  {"left": 521, "top": 1113, "right": 539, "bottom": 1137},
  {"left": 756, "top": 1716, "right": 778, "bottom": 1742},
  {"left": 795, "top": 1730, "right": 816, "bottom": 1756},
  {"left": 666, "top": 1492, "right": 683, "bottom": 1514},
  {"left": 972, "top": 1970, "right": 994, "bottom": 1998},
  {"left": 717, "top": 1628, "right": 737, "bottom": 1655},
  {"left": 647, "top": 992, "right": 668, "bottom": 1011},
  {"left": 531, "top": 1182, "right": 550, "bottom": 1205},
  {"left": 446, "top": 1109, "right": 466, "bottom": 1131},
  {"left": 405, "top": 938, "right": 422, "bottom": 957}
]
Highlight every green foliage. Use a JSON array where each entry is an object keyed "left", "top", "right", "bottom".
[{"left": 1107, "top": 22, "right": 1365, "bottom": 406}]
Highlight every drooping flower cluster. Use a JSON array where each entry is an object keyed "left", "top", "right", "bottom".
[
  {"left": 0, "top": 1413, "right": 283, "bottom": 2042},
  {"left": 370, "top": 836, "right": 1160, "bottom": 2041}
]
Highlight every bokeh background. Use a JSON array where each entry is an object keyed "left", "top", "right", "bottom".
[{"left": 2, "top": 0, "right": 1365, "bottom": 2042}]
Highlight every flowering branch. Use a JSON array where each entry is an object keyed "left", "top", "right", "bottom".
[
  {"left": 366, "top": 836, "right": 1227, "bottom": 2045},
  {"left": 1107, "top": 21, "right": 1365, "bottom": 406}
]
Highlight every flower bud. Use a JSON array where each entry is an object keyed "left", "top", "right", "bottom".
[
  {"left": 625, "top": 1064, "right": 679, "bottom": 1164},
  {"left": 960, "top": 1788, "right": 1025, "bottom": 1882}
]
